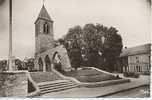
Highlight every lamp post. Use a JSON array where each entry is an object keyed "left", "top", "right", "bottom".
[{"left": 8, "top": 0, "right": 13, "bottom": 71}]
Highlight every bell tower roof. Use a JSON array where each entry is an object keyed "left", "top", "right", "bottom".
[{"left": 35, "top": 5, "right": 53, "bottom": 23}]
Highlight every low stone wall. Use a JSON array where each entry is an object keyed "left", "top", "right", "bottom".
[
  {"left": 27, "top": 72, "right": 40, "bottom": 97},
  {"left": 0, "top": 71, "right": 28, "bottom": 97},
  {"left": 80, "top": 78, "right": 130, "bottom": 88},
  {"left": 53, "top": 67, "right": 131, "bottom": 88},
  {"left": 30, "top": 72, "right": 63, "bottom": 83}
]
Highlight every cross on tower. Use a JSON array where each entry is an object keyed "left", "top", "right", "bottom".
[{"left": 43, "top": 0, "right": 46, "bottom": 5}]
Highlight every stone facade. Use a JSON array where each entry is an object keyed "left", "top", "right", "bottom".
[
  {"left": 35, "top": 34, "right": 54, "bottom": 54},
  {"left": 0, "top": 71, "right": 28, "bottom": 97}
]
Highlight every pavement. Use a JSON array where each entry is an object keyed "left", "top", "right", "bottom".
[
  {"left": 103, "top": 85, "right": 150, "bottom": 98},
  {"left": 41, "top": 75, "right": 150, "bottom": 98}
]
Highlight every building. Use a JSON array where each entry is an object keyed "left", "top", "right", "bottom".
[
  {"left": 35, "top": 5, "right": 55, "bottom": 55},
  {"left": 117, "top": 43, "right": 151, "bottom": 73},
  {"left": 34, "top": 5, "right": 72, "bottom": 72}
]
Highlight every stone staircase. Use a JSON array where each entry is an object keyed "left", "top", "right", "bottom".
[{"left": 37, "top": 80, "right": 79, "bottom": 95}]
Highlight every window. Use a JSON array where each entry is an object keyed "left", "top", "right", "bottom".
[
  {"left": 136, "top": 56, "right": 139, "bottom": 63},
  {"left": 46, "top": 24, "right": 49, "bottom": 33},
  {"left": 43, "top": 22, "right": 49, "bottom": 34}
]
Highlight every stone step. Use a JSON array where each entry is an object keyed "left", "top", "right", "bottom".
[
  {"left": 39, "top": 81, "right": 76, "bottom": 89},
  {"left": 38, "top": 79, "right": 79, "bottom": 95},
  {"left": 40, "top": 84, "right": 78, "bottom": 95},
  {"left": 40, "top": 83, "right": 78, "bottom": 91},
  {"left": 38, "top": 80, "right": 71, "bottom": 87}
]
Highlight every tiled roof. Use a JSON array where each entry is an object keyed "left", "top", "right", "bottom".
[
  {"left": 36, "top": 5, "right": 52, "bottom": 22},
  {"left": 120, "top": 43, "right": 151, "bottom": 57}
]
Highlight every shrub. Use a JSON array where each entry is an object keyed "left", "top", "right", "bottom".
[
  {"left": 142, "top": 71, "right": 150, "bottom": 75},
  {"left": 123, "top": 72, "right": 139, "bottom": 78}
]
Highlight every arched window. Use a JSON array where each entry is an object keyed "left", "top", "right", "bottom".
[
  {"left": 43, "top": 22, "right": 49, "bottom": 34},
  {"left": 43, "top": 23, "right": 46, "bottom": 33},
  {"left": 46, "top": 24, "right": 49, "bottom": 33}
]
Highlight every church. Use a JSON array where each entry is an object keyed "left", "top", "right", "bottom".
[
  {"left": 29, "top": 4, "right": 135, "bottom": 97},
  {"left": 34, "top": 5, "right": 72, "bottom": 72}
]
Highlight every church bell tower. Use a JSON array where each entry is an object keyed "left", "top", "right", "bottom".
[{"left": 35, "top": 5, "right": 54, "bottom": 55}]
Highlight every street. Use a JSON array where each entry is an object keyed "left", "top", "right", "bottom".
[{"left": 103, "top": 85, "right": 150, "bottom": 98}]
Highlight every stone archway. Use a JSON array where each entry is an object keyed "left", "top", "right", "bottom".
[
  {"left": 38, "top": 57, "right": 43, "bottom": 71},
  {"left": 44, "top": 55, "right": 51, "bottom": 71}
]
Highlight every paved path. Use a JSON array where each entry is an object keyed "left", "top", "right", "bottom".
[
  {"left": 41, "top": 75, "right": 150, "bottom": 98},
  {"left": 104, "top": 85, "right": 149, "bottom": 98}
]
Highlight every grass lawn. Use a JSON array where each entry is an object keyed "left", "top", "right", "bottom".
[{"left": 63, "top": 67, "right": 121, "bottom": 83}]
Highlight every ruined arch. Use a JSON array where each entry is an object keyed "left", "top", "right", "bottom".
[
  {"left": 38, "top": 57, "right": 43, "bottom": 71},
  {"left": 44, "top": 55, "right": 51, "bottom": 71}
]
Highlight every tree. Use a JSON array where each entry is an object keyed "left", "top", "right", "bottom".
[
  {"left": 0, "top": 60, "right": 7, "bottom": 71},
  {"left": 63, "top": 23, "right": 123, "bottom": 72},
  {"left": 70, "top": 37, "right": 82, "bottom": 70},
  {"left": 103, "top": 27, "right": 123, "bottom": 72},
  {"left": 63, "top": 25, "right": 83, "bottom": 70},
  {"left": 22, "top": 58, "right": 35, "bottom": 71},
  {"left": 83, "top": 24, "right": 100, "bottom": 67},
  {"left": 64, "top": 25, "right": 83, "bottom": 41},
  {"left": 15, "top": 59, "right": 23, "bottom": 70},
  {"left": 82, "top": 24, "right": 123, "bottom": 72}
]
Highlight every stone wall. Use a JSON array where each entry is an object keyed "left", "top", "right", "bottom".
[
  {"left": 35, "top": 34, "right": 54, "bottom": 54},
  {"left": 0, "top": 71, "right": 28, "bottom": 97}
]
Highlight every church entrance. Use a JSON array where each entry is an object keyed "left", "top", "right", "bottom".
[{"left": 44, "top": 55, "right": 51, "bottom": 71}]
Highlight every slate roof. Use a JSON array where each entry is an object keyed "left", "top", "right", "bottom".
[
  {"left": 120, "top": 43, "right": 151, "bottom": 57},
  {"left": 35, "top": 5, "right": 52, "bottom": 23}
]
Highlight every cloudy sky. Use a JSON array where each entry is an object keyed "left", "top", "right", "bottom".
[{"left": 0, "top": 0, "right": 151, "bottom": 60}]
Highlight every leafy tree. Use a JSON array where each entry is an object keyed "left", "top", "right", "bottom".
[
  {"left": 103, "top": 27, "right": 123, "bottom": 72},
  {"left": 26, "top": 58, "right": 35, "bottom": 71},
  {"left": 83, "top": 24, "right": 100, "bottom": 67},
  {"left": 70, "top": 37, "right": 82, "bottom": 70},
  {"left": 63, "top": 23, "right": 123, "bottom": 72},
  {"left": 0, "top": 60, "right": 7, "bottom": 71},
  {"left": 63, "top": 25, "right": 83, "bottom": 70},
  {"left": 83, "top": 24, "right": 123, "bottom": 72},
  {"left": 64, "top": 25, "right": 83, "bottom": 41},
  {"left": 15, "top": 59, "right": 23, "bottom": 70}
]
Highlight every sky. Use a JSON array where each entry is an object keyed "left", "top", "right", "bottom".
[{"left": 0, "top": 0, "right": 151, "bottom": 60}]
